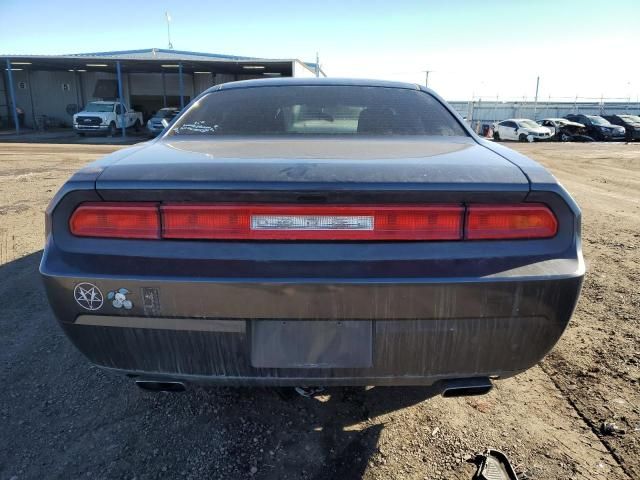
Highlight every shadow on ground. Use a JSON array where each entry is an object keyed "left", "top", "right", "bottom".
[
  {"left": 0, "top": 252, "right": 439, "bottom": 479},
  {"left": 0, "top": 129, "right": 147, "bottom": 145}
]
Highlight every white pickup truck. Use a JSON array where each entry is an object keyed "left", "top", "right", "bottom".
[{"left": 73, "top": 101, "right": 143, "bottom": 136}]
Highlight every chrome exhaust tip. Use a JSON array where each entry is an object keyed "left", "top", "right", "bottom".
[
  {"left": 440, "top": 377, "right": 493, "bottom": 397},
  {"left": 135, "top": 380, "right": 186, "bottom": 392}
]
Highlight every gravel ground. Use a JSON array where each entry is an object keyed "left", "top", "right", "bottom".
[{"left": 0, "top": 142, "right": 637, "bottom": 480}]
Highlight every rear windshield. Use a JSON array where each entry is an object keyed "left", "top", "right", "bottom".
[
  {"left": 84, "top": 102, "right": 115, "bottom": 113},
  {"left": 167, "top": 86, "right": 467, "bottom": 137},
  {"left": 587, "top": 115, "right": 611, "bottom": 126},
  {"left": 518, "top": 120, "right": 539, "bottom": 128}
]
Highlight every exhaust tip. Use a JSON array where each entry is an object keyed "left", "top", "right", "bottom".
[
  {"left": 441, "top": 377, "right": 493, "bottom": 398},
  {"left": 135, "top": 380, "right": 186, "bottom": 392}
]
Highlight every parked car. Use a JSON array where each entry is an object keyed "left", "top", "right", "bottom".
[
  {"left": 493, "top": 118, "right": 552, "bottom": 142},
  {"left": 73, "top": 101, "right": 144, "bottom": 136},
  {"left": 146, "top": 108, "right": 180, "bottom": 137},
  {"left": 602, "top": 114, "right": 640, "bottom": 141},
  {"left": 41, "top": 78, "right": 583, "bottom": 393},
  {"left": 537, "top": 118, "right": 594, "bottom": 142},
  {"left": 564, "top": 114, "right": 625, "bottom": 141}
]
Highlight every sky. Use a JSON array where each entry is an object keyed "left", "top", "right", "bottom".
[{"left": 1, "top": 0, "right": 639, "bottom": 101}]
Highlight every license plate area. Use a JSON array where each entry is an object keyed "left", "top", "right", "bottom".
[{"left": 250, "top": 320, "right": 373, "bottom": 368}]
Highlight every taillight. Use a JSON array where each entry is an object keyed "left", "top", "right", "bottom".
[
  {"left": 68, "top": 203, "right": 558, "bottom": 241},
  {"left": 465, "top": 204, "right": 557, "bottom": 240},
  {"left": 161, "top": 204, "right": 464, "bottom": 240},
  {"left": 69, "top": 202, "right": 160, "bottom": 239}
]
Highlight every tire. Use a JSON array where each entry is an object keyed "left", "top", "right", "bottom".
[
  {"left": 108, "top": 122, "right": 116, "bottom": 137},
  {"left": 560, "top": 133, "right": 571, "bottom": 142},
  {"left": 133, "top": 120, "right": 141, "bottom": 132},
  {"left": 493, "top": 131, "right": 500, "bottom": 141},
  {"left": 518, "top": 133, "right": 528, "bottom": 142}
]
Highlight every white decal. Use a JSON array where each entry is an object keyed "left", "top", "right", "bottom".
[
  {"left": 74, "top": 283, "right": 104, "bottom": 311},
  {"left": 107, "top": 288, "right": 133, "bottom": 310}
]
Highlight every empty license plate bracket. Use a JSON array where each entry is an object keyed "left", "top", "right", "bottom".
[{"left": 250, "top": 320, "right": 373, "bottom": 368}]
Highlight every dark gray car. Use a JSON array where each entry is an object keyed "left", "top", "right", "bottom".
[
  {"left": 40, "top": 78, "right": 584, "bottom": 394},
  {"left": 146, "top": 107, "right": 180, "bottom": 137}
]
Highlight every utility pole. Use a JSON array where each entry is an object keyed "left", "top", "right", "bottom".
[
  {"left": 533, "top": 76, "right": 540, "bottom": 119},
  {"left": 315, "top": 52, "right": 320, "bottom": 77},
  {"left": 423, "top": 70, "right": 432, "bottom": 88},
  {"left": 165, "top": 11, "right": 173, "bottom": 49}
]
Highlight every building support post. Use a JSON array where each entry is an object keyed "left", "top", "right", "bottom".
[
  {"left": 5, "top": 58, "right": 20, "bottom": 134},
  {"left": 27, "top": 69, "right": 37, "bottom": 129},
  {"left": 178, "top": 62, "right": 184, "bottom": 110},
  {"left": 162, "top": 72, "right": 167, "bottom": 108},
  {"left": 116, "top": 61, "right": 125, "bottom": 138}
]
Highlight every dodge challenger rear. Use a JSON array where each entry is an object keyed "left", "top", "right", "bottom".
[{"left": 40, "top": 78, "right": 584, "bottom": 392}]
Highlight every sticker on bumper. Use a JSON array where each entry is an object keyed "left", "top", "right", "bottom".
[
  {"left": 142, "top": 287, "right": 160, "bottom": 316},
  {"left": 107, "top": 288, "right": 133, "bottom": 310},
  {"left": 74, "top": 283, "right": 104, "bottom": 311}
]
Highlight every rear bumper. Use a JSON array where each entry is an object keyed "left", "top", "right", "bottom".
[{"left": 41, "top": 260, "right": 583, "bottom": 386}]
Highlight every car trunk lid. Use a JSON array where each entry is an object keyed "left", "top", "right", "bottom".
[{"left": 95, "top": 137, "right": 529, "bottom": 202}]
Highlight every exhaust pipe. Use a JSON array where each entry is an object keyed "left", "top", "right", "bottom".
[
  {"left": 440, "top": 377, "right": 493, "bottom": 397},
  {"left": 135, "top": 380, "right": 186, "bottom": 392}
]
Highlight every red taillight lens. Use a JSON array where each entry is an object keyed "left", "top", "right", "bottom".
[
  {"left": 68, "top": 202, "right": 558, "bottom": 241},
  {"left": 465, "top": 204, "right": 557, "bottom": 240},
  {"left": 161, "top": 204, "right": 464, "bottom": 240},
  {"left": 69, "top": 202, "right": 160, "bottom": 239}
]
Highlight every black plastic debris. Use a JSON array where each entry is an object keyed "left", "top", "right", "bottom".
[
  {"left": 472, "top": 449, "right": 519, "bottom": 480},
  {"left": 294, "top": 386, "right": 325, "bottom": 398},
  {"left": 600, "top": 421, "right": 626, "bottom": 436}
]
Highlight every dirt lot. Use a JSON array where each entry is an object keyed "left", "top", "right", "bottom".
[{"left": 0, "top": 142, "right": 638, "bottom": 480}]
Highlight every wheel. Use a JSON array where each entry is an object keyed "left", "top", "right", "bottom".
[
  {"left": 518, "top": 133, "right": 528, "bottom": 142},
  {"left": 560, "top": 133, "right": 571, "bottom": 142},
  {"left": 133, "top": 120, "right": 141, "bottom": 132},
  {"left": 493, "top": 131, "right": 500, "bottom": 141},
  {"left": 108, "top": 122, "right": 116, "bottom": 137}
]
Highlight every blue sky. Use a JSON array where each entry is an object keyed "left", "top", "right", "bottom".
[{"left": 2, "top": 0, "right": 639, "bottom": 100}]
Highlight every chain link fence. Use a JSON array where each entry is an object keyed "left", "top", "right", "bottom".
[{"left": 448, "top": 97, "right": 640, "bottom": 130}]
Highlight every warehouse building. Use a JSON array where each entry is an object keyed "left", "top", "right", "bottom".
[{"left": 0, "top": 48, "right": 324, "bottom": 133}]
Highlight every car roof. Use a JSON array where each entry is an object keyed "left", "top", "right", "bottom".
[
  {"left": 502, "top": 118, "right": 535, "bottom": 122},
  {"left": 88, "top": 100, "right": 116, "bottom": 104},
  {"left": 208, "top": 77, "right": 422, "bottom": 93}
]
